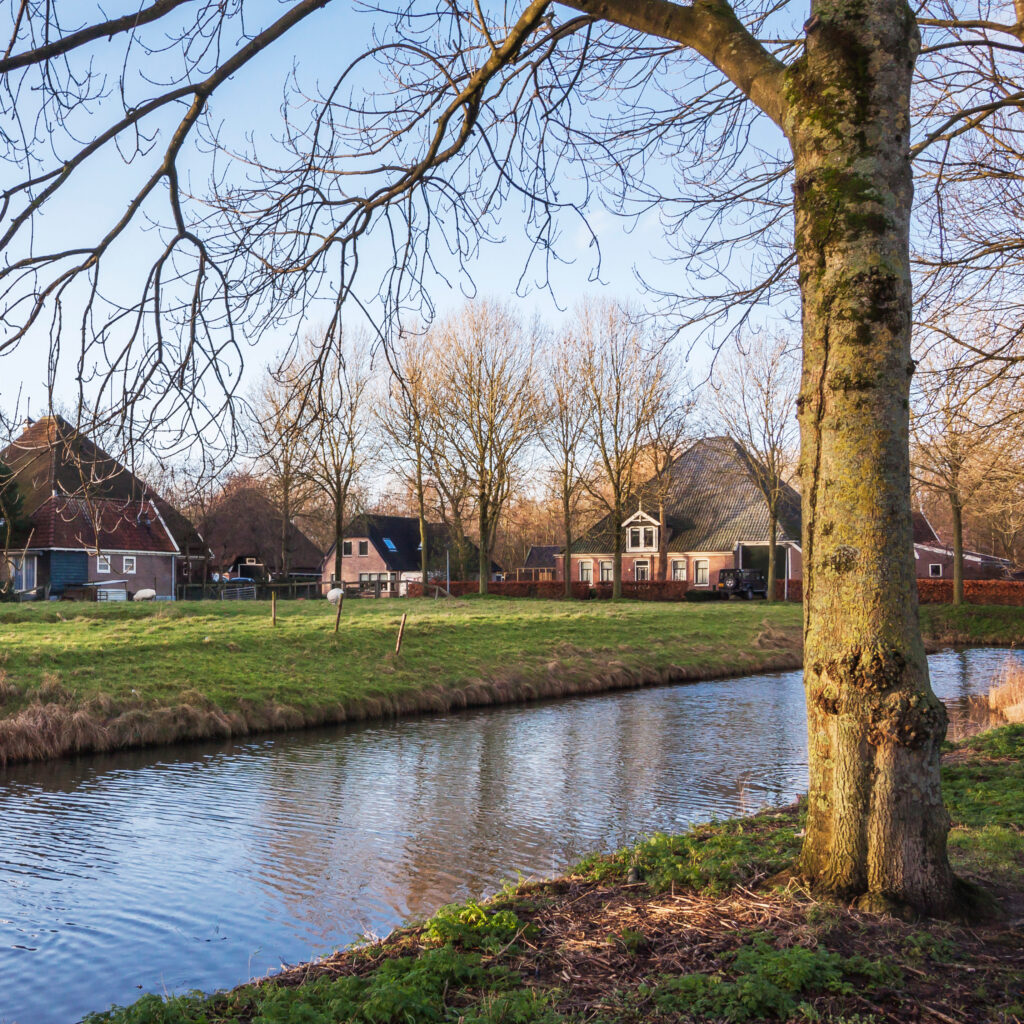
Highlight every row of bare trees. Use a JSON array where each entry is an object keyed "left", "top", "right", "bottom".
[{"left": 242, "top": 298, "right": 702, "bottom": 596}]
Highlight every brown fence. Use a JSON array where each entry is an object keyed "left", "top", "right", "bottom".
[{"left": 407, "top": 579, "right": 804, "bottom": 602}]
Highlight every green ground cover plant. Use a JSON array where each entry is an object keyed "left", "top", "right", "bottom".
[
  {"left": 85, "top": 724, "right": 1024, "bottom": 1024},
  {"left": 0, "top": 597, "right": 1019, "bottom": 763}
]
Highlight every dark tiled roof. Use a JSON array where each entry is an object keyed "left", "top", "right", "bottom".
[
  {"left": 523, "top": 545, "right": 560, "bottom": 569},
  {"left": 1, "top": 415, "right": 203, "bottom": 555},
  {"left": 573, "top": 437, "right": 802, "bottom": 555},
  {"left": 29, "top": 497, "right": 177, "bottom": 553},
  {"left": 912, "top": 511, "right": 940, "bottom": 545},
  {"left": 324, "top": 514, "right": 501, "bottom": 574}
]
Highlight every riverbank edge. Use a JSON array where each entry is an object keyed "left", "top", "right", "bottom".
[
  {"left": 0, "top": 643, "right": 805, "bottom": 766},
  {"left": 1, "top": 610, "right": 1021, "bottom": 766},
  {"left": 83, "top": 722, "right": 1024, "bottom": 1024}
]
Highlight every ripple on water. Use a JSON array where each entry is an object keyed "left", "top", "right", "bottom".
[{"left": 0, "top": 647, "right": 1020, "bottom": 1024}]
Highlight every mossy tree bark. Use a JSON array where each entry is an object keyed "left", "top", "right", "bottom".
[
  {"left": 562, "top": 0, "right": 956, "bottom": 914},
  {"left": 785, "top": 3, "right": 954, "bottom": 914}
]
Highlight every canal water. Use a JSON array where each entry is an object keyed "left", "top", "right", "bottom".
[{"left": 0, "top": 647, "right": 1015, "bottom": 1024}]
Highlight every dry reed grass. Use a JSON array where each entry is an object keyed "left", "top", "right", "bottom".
[
  {"left": 0, "top": 647, "right": 804, "bottom": 765},
  {"left": 987, "top": 658, "right": 1024, "bottom": 723}
]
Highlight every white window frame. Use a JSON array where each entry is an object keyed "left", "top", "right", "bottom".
[
  {"left": 928, "top": 563, "right": 943, "bottom": 578},
  {"left": 599, "top": 560, "right": 613, "bottom": 582},
  {"left": 96, "top": 554, "right": 111, "bottom": 574},
  {"left": 626, "top": 524, "right": 659, "bottom": 552},
  {"left": 634, "top": 560, "right": 650, "bottom": 582},
  {"left": 671, "top": 559, "right": 687, "bottom": 581},
  {"left": 579, "top": 560, "right": 593, "bottom": 583},
  {"left": 358, "top": 540, "right": 369, "bottom": 556},
  {"left": 122, "top": 556, "right": 137, "bottom": 575},
  {"left": 342, "top": 540, "right": 352, "bottom": 556},
  {"left": 10, "top": 554, "right": 37, "bottom": 592},
  {"left": 694, "top": 559, "right": 709, "bottom": 586}
]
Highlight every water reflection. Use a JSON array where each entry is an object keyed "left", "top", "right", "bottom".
[{"left": 0, "top": 646, "right": 1018, "bottom": 1024}]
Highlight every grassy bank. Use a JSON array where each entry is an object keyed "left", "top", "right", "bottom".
[
  {"left": 0, "top": 598, "right": 1021, "bottom": 764},
  {"left": 85, "top": 723, "right": 1024, "bottom": 1024}
]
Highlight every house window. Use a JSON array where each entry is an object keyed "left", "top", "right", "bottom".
[
  {"left": 358, "top": 540, "right": 368, "bottom": 556},
  {"left": 599, "top": 560, "right": 613, "bottom": 582},
  {"left": 244, "top": 557, "right": 258, "bottom": 565},
  {"left": 383, "top": 537, "right": 398, "bottom": 552},
  {"left": 96, "top": 555, "right": 111, "bottom": 574},
  {"left": 671, "top": 559, "right": 687, "bottom": 581},
  {"left": 627, "top": 524, "right": 658, "bottom": 551},
  {"left": 342, "top": 540, "right": 352, "bottom": 556},
  {"left": 123, "top": 556, "right": 137, "bottom": 575},
  {"left": 929, "top": 563, "right": 943, "bottom": 578},
  {"left": 579, "top": 561, "right": 593, "bottom": 582},
  {"left": 634, "top": 561, "right": 650, "bottom": 581},
  {"left": 694, "top": 559, "right": 709, "bottom": 586},
  {"left": 10, "top": 554, "right": 37, "bottom": 592}
]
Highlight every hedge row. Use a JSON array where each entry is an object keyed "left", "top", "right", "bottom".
[
  {"left": 407, "top": 577, "right": 1024, "bottom": 605},
  {"left": 916, "top": 579, "right": 1024, "bottom": 605}
]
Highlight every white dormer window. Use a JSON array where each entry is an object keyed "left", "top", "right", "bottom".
[{"left": 624, "top": 510, "right": 659, "bottom": 552}]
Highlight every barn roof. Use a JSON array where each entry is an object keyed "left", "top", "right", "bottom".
[
  {"left": 1, "top": 415, "right": 203, "bottom": 555},
  {"left": 28, "top": 496, "right": 177, "bottom": 553},
  {"left": 573, "top": 437, "right": 802, "bottom": 555}
]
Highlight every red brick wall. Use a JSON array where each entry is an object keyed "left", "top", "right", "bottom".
[
  {"left": 87, "top": 552, "right": 175, "bottom": 596},
  {"left": 320, "top": 538, "right": 391, "bottom": 585}
]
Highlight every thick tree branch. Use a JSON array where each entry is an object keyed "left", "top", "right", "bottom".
[{"left": 554, "top": 0, "right": 788, "bottom": 127}]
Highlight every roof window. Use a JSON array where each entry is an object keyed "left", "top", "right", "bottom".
[{"left": 383, "top": 537, "right": 398, "bottom": 552}]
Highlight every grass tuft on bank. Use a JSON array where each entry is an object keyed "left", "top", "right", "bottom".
[
  {"left": 85, "top": 724, "right": 1024, "bottom": 1024},
  {"left": 1, "top": 597, "right": 1021, "bottom": 763}
]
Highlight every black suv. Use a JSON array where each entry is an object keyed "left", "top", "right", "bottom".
[{"left": 716, "top": 568, "right": 768, "bottom": 599}]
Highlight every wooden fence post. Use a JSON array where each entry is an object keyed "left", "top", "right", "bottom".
[
  {"left": 334, "top": 594, "right": 344, "bottom": 634},
  {"left": 271, "top": 590, "right": 277, "bottom": 626},
  {"left": 395, "top": 612, "right": 407, "bottom": 654}
]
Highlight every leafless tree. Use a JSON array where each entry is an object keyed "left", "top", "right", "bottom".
[
  {"left": 912, "top": 338, "right": 1023, "bottom": 603},
  {"left": 433, "top": 300, "right": 539, "bottom": 593},
  {"left": 576, "top": 300, "right": 665, "bottom": 599},
  {"left": 301, "top": 329, "right": 379, "bottom": 584},
  {"left": 641, "top": 355, "right": 695, "bottom": 582},
  {"left": 8, "top": 0, "right": 1024, "bottom": 913},
  {"left": 541, "top": 328, "right": 591, "bottom": 597},
  {"left": 248, "top": 358, "right": 315, "bottom": 579},
  {"left": 709, "top": 332, "right": 799, "bottom": 603}
]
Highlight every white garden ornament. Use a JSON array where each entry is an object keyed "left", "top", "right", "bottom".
[{"left": 326, "top": 588, "right": 344, "bottom": 605}]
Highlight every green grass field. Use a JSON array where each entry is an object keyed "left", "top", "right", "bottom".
[
  {"left": 0, "top": 596, "right": 1021, "bottom": 762},
  {"left": 0, "top": 597, "right": 803, "bottom": 712}
]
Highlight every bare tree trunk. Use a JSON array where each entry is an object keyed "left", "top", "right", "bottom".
[
  {"left": 612, "top": 506, "right": 623, "bottom": 600},
  {"left": 658, "top": 497, "right": 668, "bottom": 582},
  {"left": 563, "top": 497, "right": 573, "bottom": 599},
  {"left": 766, "top": 510, "right": 777, "bottom": 605},
  {"left": 478, "top": 496, "right": 490, "bottom": 595},
  {"left": 416, "top": 453, "right": 428, "bottom": 587},
  {"left": 950, "top": 494, "right": 964, "bottom": 606},
  {"left": 791, "top": 2, "right": 954, "bottom": 915}
]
